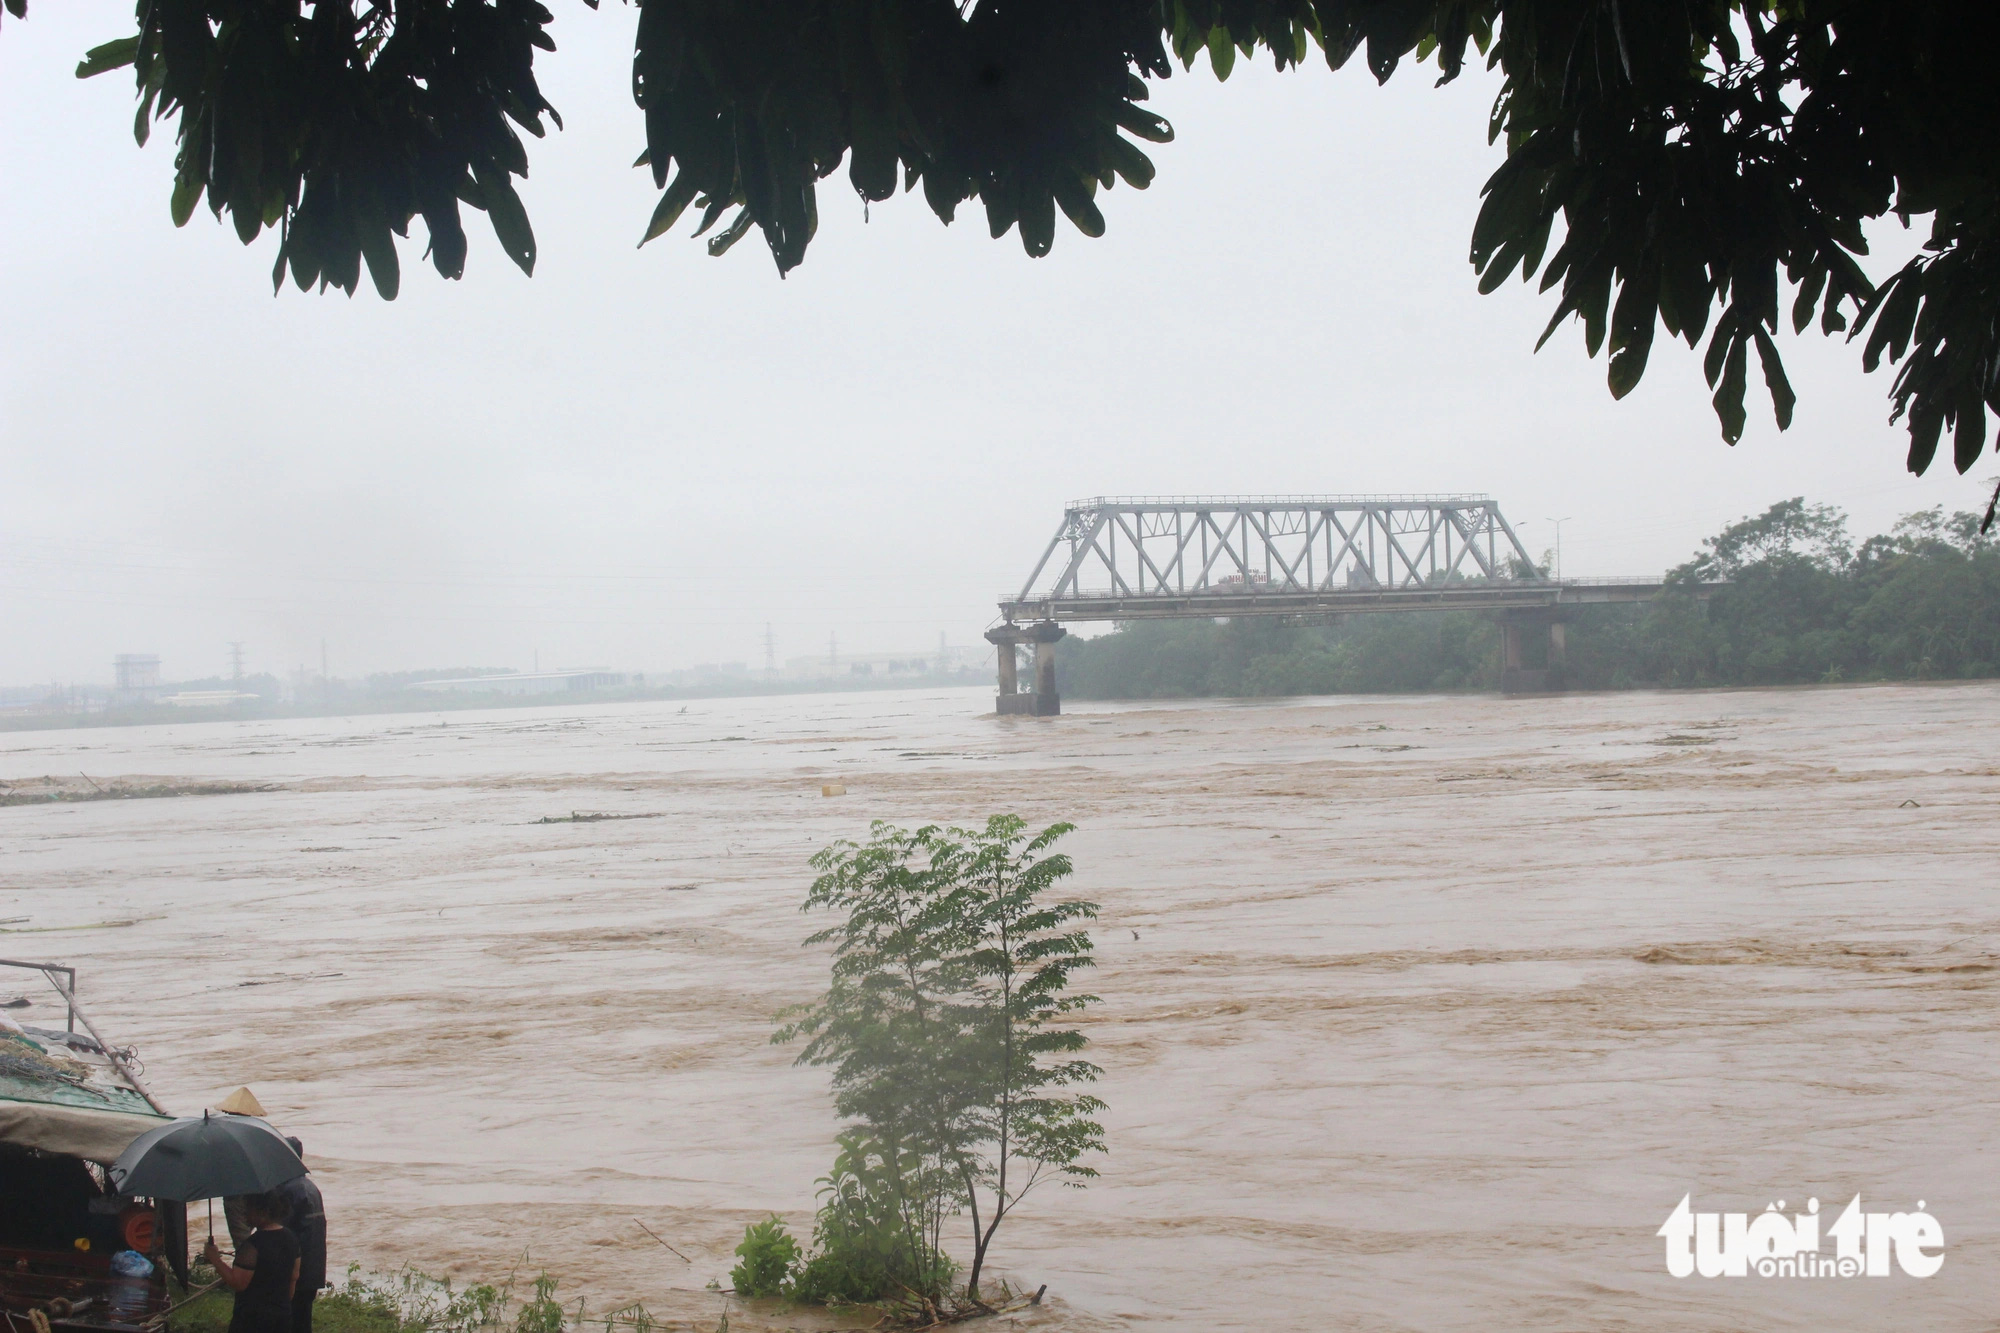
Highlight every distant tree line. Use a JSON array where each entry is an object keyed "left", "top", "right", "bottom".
[{"left": 1054, "top": 500, "right": 2000, "bottom": 698}]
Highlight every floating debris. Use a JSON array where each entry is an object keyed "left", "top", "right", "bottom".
[
  {"left": 534, "top": 812, "right": 664, "bottom": 824},
  {"left": 0, "top": 778, "right": 277, "bottom": 807}
]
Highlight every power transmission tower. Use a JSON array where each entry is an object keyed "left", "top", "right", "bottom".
[
  {"left": 228, "top": 641, "right": 245, "bottom": 686},
  {"left": 763, "top": 624, "right": 776, "bottom": 674}
]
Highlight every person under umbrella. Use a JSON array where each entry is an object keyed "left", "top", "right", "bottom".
[
  {"left": 201, "top": 1190, "right": 300, "bottom": 1333},
  {"left": 276, "top": 1138, "right": 327, "bottom": 1333},
  {"left": 109, "top": 1108, "right": 308, "bottom": 1257},
  {"left": 215, "top": 1087, "right": 270, "bottom": 1251}
]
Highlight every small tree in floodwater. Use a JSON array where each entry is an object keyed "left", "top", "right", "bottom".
[{"left": 776, "top": 816, "right": 1105, "bottom": 1305}]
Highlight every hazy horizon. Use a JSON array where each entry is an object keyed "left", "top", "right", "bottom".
[{"left": 4, "top": 6, "right": 1992, "bottom": 688}]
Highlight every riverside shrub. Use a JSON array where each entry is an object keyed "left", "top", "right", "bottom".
[{"left": 728, "top": 1218, "right": 798, "bottom": 1299}]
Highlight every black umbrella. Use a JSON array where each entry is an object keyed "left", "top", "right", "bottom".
[{"left": 110, "top": 1110, "right": 306, "bottom": 1201}]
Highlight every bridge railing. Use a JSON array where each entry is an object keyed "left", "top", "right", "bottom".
[
  {"left": 999, "top": 574, "right": 1691, "bottom": 601},
  {"left": 1066, "top": 493, "right": 1497, "bottom": 508}
]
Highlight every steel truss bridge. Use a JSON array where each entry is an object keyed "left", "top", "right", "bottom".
[{"left": 987, "top": 496, "right": 1708, "bottom": 712}]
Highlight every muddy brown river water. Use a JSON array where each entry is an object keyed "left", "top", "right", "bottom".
[{"left": 2, "top": 682, "right": 1995, "bottom": 1331}]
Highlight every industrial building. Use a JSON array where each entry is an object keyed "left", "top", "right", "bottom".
[
  {"left": 412, "top": 669, "right": 626, "bottom": 696},
  {"left": 111, "top": 654, "right": 161, "bottom": 703}
]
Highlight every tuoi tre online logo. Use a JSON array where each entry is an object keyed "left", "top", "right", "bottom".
[{"left": 1659, "top": 1195, "right": 1943, "bottom": 1278}]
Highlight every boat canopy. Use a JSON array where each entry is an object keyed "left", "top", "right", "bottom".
[{"left": 0, "top": 1098, "right": 165, "bottom": 1164}]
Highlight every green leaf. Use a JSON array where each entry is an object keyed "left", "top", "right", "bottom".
[
  {"left": 1905, "top": 408, "right": 1944, "bottom": 475},
  {"left": 1752, "top": 329, "right": 1795, "bottom": 430},
  {"left": 1533, "top": 294, "right": 1577, "bottom": 352},
  {"left": 1019, "top": 186, "right": 1056, "bottom": 257},
  {"left": 133, "top": 81, "right": 157, "bottom": 148},
  {"left": 1606, "top": 335, "right": 1650, "bottom": 398},
  {"left": 1711, "top": 334, "right": 1748, "bottom": 444},
  {"left": 921, "top": 166, "right": 964, "bottom": 224},
  {"left": 706, "top": 207, "right": 753, "bottom": 257},
  {"left": 1102, "top": 133, "right": 1155, "bottom": 189},
  {"left": 1606, "top": 273, "right": 1660, "bottom": 399},
  {"left": 639, "top": 168, "right": 700, "bottom": 246},
  {"left": 1791, "top": 265, "right": 1827, "bottom": 334},
  {"left": 76, "top": 36, "right": 138, "bottom": 79},
  {"left": 1703, "top": 319, "right": 1733, "bottom": 387},
  {"left": 359, "top": 226, "right": 401, "bottom": 300},
  {"left": 1952, "top": 389, "right": 1988, "bottom": 473},
  {"left": 1477, "top": 236, "right": 1523, "bottom": 295},
  {"left": 847, "top": 96, "right": 899, "bottom": 203},
  {"left": 691, "top": 192, "right": 731, "bottom": 238},
  {"left": 1860, "top": 271, "right": 1921, "bottom": 371},
  {"left": 1112, "top": 103, "right": 1174, "bottom": 144},
  {"left": 984, "top": 183, "right": 1018, "bottom": 241},
  {"left": 478, "top": 171, "right": 537, "bottom": 276},
  {"left": 170, "top": 174, "right": 203, "bottom": 228},
  {"left": 1050, "top": 175, "right": 1104, "bottom": 238},
  {"left": 1579, "top": 269, "right": 1611, "bottom": 358},
  {"left": 1207, "top": 27, "right": 1234, "bottom": 80}
]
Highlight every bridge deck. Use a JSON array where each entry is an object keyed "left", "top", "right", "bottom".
[{"left": 1000, "top": 579, "right": 1694, "bottom": 624}]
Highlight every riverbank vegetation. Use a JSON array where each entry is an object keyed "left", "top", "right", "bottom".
[
  {"left": 170, "top": 1265, "right": 559, "bottom": 1333},
  {"left": 736, "top": 817, "right": 1103, "bottom": 1323},
  {"left": 1056, "top": 500, "right": 2000, "bottom": 698}
]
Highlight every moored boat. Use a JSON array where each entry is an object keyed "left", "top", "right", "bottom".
[{"left": 0, "top": 960, "right": 182, "bottom": 1333}]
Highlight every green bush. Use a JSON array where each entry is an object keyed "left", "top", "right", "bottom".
[
  {"left": 511, "top": 1275, "right": 564, "bottom": 1333},
  {"left": 790, "top": 1135, "right": 956, "bottom": 1306},
  {"left": 728, "top": 1217, "right": 798, "bottom": 1298}
]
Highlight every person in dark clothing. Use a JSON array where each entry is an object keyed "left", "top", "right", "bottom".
[
  {"left": 276, "top": 1138, "right": 327, "bottom": 1333},
  {"left": 203, "top": 1191, "right": 300, "bottom": 1333}
]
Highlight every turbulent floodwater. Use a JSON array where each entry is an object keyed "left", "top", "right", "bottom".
[{"left": 2, "top": 683, "right": 1996, "bottom": 1331}]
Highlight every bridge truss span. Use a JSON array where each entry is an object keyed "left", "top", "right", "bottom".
[
  {"left": 1004, "top": 495, "right": 1540, "bottom": 622},
  {"left": 988, "top": 495, "right": 1719, "bottom": 712}
]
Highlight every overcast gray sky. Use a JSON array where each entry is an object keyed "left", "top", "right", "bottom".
[{"left": 2, "top": 7, "right": 1990, "bottom": 686}]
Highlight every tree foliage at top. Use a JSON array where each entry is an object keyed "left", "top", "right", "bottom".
[{"left": 32, "top": 1, "right": 2000, "bottom": 473}]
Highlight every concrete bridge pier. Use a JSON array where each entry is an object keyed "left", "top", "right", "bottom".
[
  {"left": 986, "top": 622, "right": 1066, "bottom": 715},
  {"left": 1499, "top": 610, "right": 1569, "bottom": 694}
]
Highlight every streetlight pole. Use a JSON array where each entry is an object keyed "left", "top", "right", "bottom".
[{"left": 1544, "top": 517, "right": 1574, "bottom": 581}]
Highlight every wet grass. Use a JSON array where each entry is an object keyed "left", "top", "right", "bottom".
[{"left": 169, "top": 1288, "right": 399, "bottom": 1333}]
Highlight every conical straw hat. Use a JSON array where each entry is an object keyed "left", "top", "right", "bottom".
[{"left": 215, "top": 1086, "right": 267, "bottom": 1116}]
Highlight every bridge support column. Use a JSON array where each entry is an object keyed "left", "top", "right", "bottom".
[
  {"left": 1034, "top": 636, "right": 1060, "bottom": 700},
  {"left": 1498, "top": 610, "right": 1569, "bottom": 694},
  {"left": 995, "top": 641, "right": 1018, "bottom": 697},
  {"left": 986, "top": 622, "right": 1066, "bottom": 716}
]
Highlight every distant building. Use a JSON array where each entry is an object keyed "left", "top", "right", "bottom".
[
  {"left": 782, "top": 646, "right": 983, "bottom": 680},
  {"left": 112, "top": 654, "right": 161, "bottom": 703},
  {"left": 412, "top": 669, "right": 626, "bottom": 696},
  {"left": 161, "top": 690, "right": 260, "bottom": 708}
]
